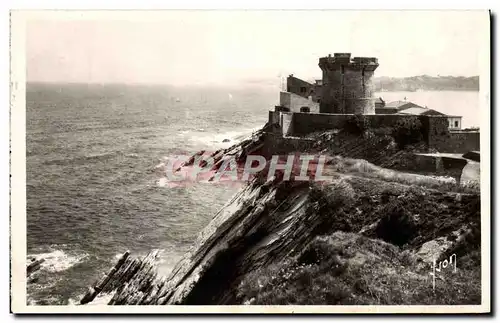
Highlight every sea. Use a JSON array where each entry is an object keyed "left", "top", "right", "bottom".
[{"left": 25, "top": 83, "right": 480, "bottom": 305}]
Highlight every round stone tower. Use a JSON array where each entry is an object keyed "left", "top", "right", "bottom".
[{"left": 318, "top": 53, "right": 379, "bottom": 114}]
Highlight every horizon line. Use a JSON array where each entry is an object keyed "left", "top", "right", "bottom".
[{"left": 25, "top": 74, "right": 480, "bottom": 87}]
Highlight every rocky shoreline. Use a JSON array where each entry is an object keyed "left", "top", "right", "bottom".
[{"left": 71, "top": 124, "right": 480, "bottom": 305}]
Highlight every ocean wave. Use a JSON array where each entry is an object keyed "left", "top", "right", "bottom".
[
  {"left": 157, "top": 177, "right": 168, "bottom": 187},
  {"left": 27, "top": 249, "right": 89, "bottom": 273},
  {"left": 27, "top": 295, "right": 62, "bottom": 306},
  {"left": 183, "top": 126, "right": 261, "bottom": 149},
  {"left": 152, "top": 249, "right": 186, "bottom": 277}
]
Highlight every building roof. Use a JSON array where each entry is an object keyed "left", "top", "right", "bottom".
[
  {"left": 385, "top": 101, "right": 423, "bottom": 110},
  {"left": 397, "top": 106, "right": 446, "bottom": 116},
  {"left": 385, "top": 101, "right": 408, "bottom": 108},
  {"left": 385, "top": 100, "right": 451, "bottom": 116},
  {"left": 397, "top": 107, "right": 430, "bottom": 115}
]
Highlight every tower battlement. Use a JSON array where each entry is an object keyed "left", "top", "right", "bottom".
[{"left": 319, "top": 54, "right": 379, "bottom": 71}]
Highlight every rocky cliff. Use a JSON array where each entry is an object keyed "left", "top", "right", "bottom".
[{"left": 78, "top": 127, "right": 481, "bottom": 306}]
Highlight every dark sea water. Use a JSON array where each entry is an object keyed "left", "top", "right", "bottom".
[
  {"left": 26, "top": 83, "right": 277, "bottom": 305},
  {"left": 26, "top": 84, "right": 479, "bottom": 305}
]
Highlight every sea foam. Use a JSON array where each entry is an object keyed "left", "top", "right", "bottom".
[{"left": 27, "top": 249, "right": 89, "bottom": 273}]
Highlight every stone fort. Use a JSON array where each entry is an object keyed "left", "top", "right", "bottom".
[
  {"left": 319, "top": 53, "right": 379, "bottom": 114},
  {"left": 269, "top": 53, "right": 480, "bottom": 155}
]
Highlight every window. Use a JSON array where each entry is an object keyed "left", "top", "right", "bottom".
[
  {"left": 454, "top": 121, "right": 459, "bottom": 128},
  {"left": 300, "top": 87, "right": 307, "bottom": 93}
]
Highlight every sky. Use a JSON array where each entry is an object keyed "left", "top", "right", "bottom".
[{"left": 25, "top": 10, "right": 488, "bottom": 85}]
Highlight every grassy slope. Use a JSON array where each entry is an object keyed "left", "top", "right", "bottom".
[
  {"left": 236, "top": 160, "right": 481, "bottom": 305},
  {"left": 238, "top": 232, "right": 480, "bottom": 305}
]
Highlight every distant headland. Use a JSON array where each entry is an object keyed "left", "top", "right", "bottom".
[
  {"left": 373, "top": 75, "right": 479, "bottom": 92},
  {"left": 237, "top": 75, "right": 480, "bottom": 92},
  {"left": 26, "top": 74, "right": 479, "bottom": 92}
]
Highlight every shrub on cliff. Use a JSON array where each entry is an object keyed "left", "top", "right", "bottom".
[
  {"left": 308, "top": 180, "right": 356, "bottom": 235},
  {"left": 237, "top": 232, "right": 481, "bottom": 305},
  {"left": 343, "top": 115, "right": 370, "bottom": 135},
  {"left": 374, "top": 199, "right": 417, "bottom": 246},
  {"left": 392, "top": 117, "right": 423, "bottom": 149}
]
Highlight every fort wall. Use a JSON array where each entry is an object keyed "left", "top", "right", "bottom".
[
  {"left": 432, "top": 131, "right": 480, "bottom": 153},
  {"left": 423, "top": 116, "right": 480, "bottom": 153},
  {"left": 279, "top": 92, "right": 320, "bottom": 113},
  {"left": 267, "top": 112, "right": 480, "bottom": 153},
  {"left": 261, "top": 132, "right": 317, "bottom": 156},
  {"left": 342, "top": 69, "right": 377, "bottom": 114},
  {"left": 289, "top": 113, "right": 419, "bottom": 136},
  {"left": 280, "top": 112, "right": 294, "bottom": 136},
  {"left": 268, "top": 111, "right": 280, "bottom": 126}
]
